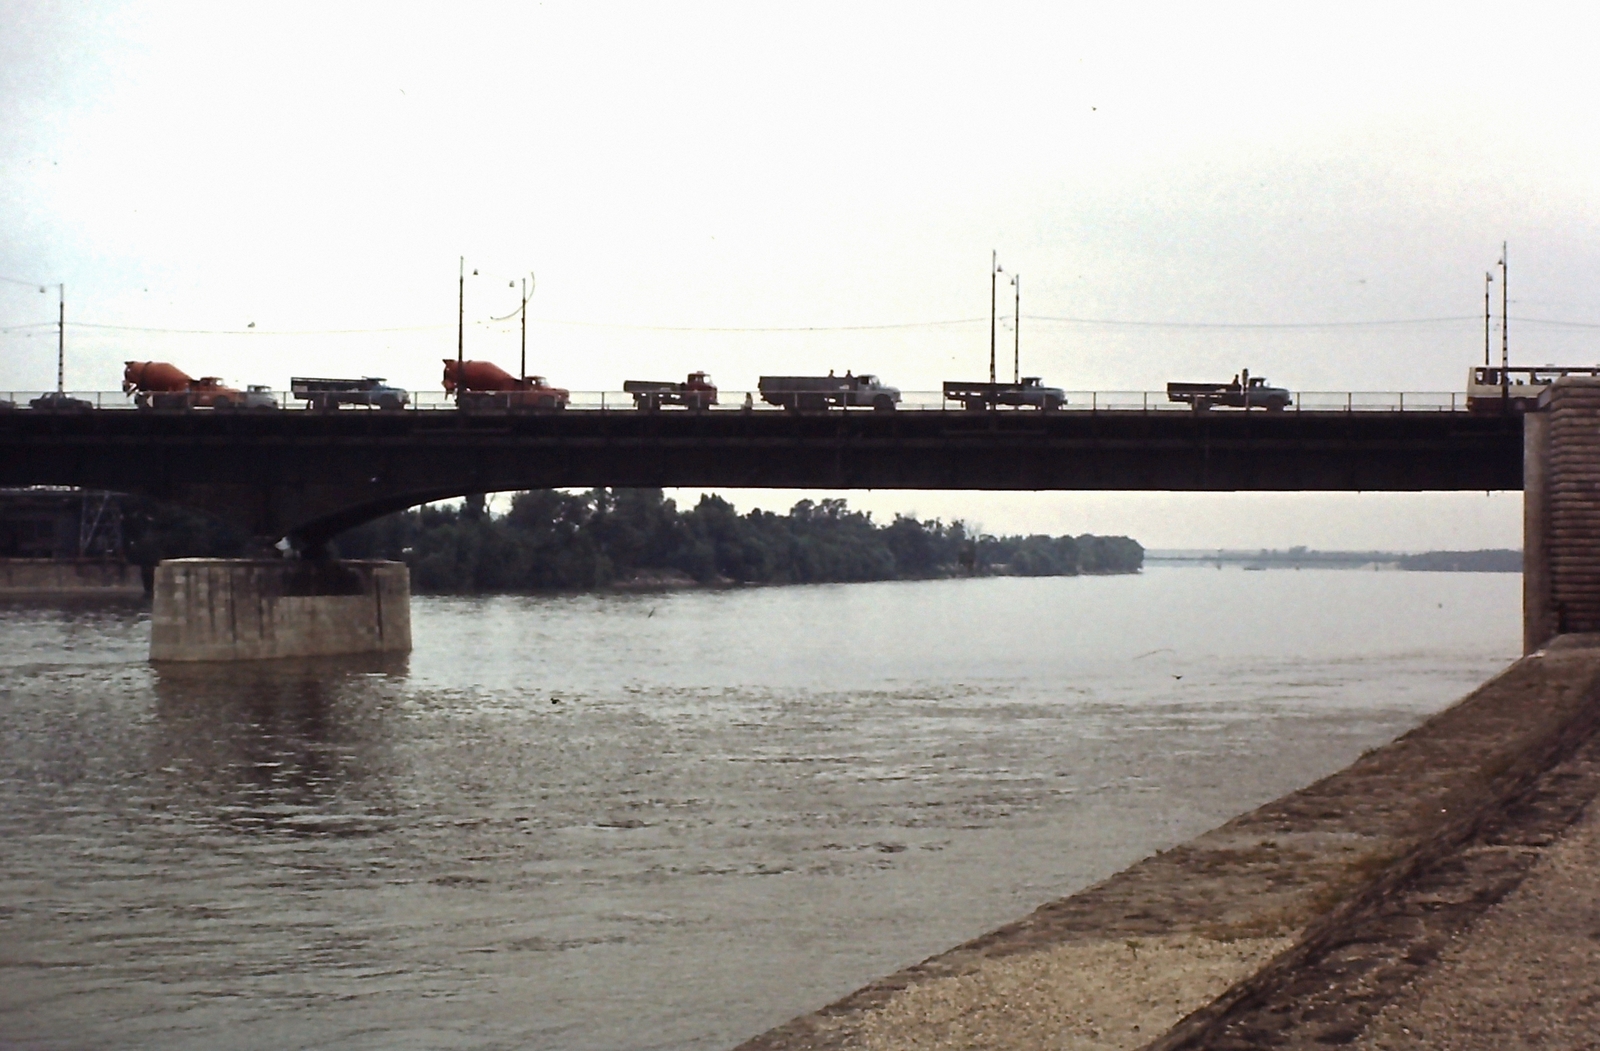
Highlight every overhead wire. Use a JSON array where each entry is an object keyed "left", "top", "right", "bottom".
[
  {"left": 1021, "top": 313, "right": 1481, "bottom": 330},
  {"left": 511, "top": 316, "right": 988, "bottom": 333},
  {"left": 5, "top": 312, "right": 1598, "bottom": 337}
]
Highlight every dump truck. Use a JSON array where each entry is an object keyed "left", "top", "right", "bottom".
[
  {"left": 123, "top": 361, "right": 278, "bottom": 409},
  {"left": 443, "top": 359, "right": 569, "bottom": 411},
  {"left": 291, "top": 376, "right": 409, "bottom": 411},
  {"left": 1166, "top": 369, "right": 1291, "bottom": 411},
  {"left": 622, "top": 371, "right": 718, "bottom": 411},
  {"left": 943, "top": 377, "right": 1065, "bottom": 411},
  {"left": 757, "top": 373, "right": 900, "bottom": 411}
]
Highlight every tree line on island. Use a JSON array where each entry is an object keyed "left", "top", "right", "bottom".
[
  {"left": 124, "top": 489, "right": 1144, "bottom": 593},
  {"left": 337, "top": 489, "right": 1146, "bottom": 591}
]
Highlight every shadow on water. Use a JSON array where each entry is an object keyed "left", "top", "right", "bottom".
[{"left": 149, "top": 653, "right": 412, "bottom": 837}]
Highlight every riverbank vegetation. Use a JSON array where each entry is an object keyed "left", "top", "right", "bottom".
[
  {"left": 328, "top": 489, "right": 1143, "bottom": 592},
  {"left": 118, "top": 488, "right": 1143, "bottom": 592}
]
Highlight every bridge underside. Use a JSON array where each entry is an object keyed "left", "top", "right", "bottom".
[{"left": 2, "top": 409, "right": 1523, "bottom": 546}]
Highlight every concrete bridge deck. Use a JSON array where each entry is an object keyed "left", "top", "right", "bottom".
[{"left": 1, "top": 406, "right": 1523, "bottom": 546}]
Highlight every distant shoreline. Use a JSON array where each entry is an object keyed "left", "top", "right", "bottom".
[
  {"left": 418, "top": 563, "right": 1144, "bottom": 596},
  {"left": 1145, "top": 548, "right": 1521, "bottom": 573}
]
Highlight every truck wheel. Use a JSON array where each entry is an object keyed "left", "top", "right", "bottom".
[
  {"left": 873, "top": 394, "right": 895, "bottom": 412},
  {"left": 378, "top": 394, "right": 402, "bottom": 411},
  {"left": 799, "top": 394, "right": 827, "bottom": 412},
  {"left": 213, "top": 396, "right": 233, "bottom": 410},
  {"left": 1041, "top": 396, "right": 1061, "bottom": 411},
  {"left": 1266, "top": 397, "right": 1288, "bottom": 412},
  {"left": 964, "top": 397, "right": 985, "bottom": 412}
]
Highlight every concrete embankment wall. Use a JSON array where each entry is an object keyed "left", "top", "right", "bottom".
[
  {"left": 737, "top": 638, "right": 1600, "bottom": 1051},
  {"left": 0, "top": 558, "right": 144, "bottom": 596},
  {"left": 1527, "top": 379, "right": 1600, "bottom": 649},
  {"left": 150, "top": 559, "right": 411, "bottom": 661}
]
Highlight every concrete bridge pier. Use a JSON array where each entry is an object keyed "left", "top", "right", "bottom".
[
  {"left": 150, "top": 558, "right": 411, "bottom": 661},
  {"left": 1524, "top": 377, "right": 1600, "bottom": 652}
]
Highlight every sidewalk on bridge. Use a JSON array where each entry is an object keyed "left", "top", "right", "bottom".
[{"left": 733, "top": 636, "right": 1600, "bottom": 1051}]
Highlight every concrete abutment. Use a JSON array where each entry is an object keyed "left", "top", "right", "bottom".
[
  {"left": 150, "top": 558, "right": 411, "bottom": 661},
  {"left": 1526, "top": 378, "right": 1600, "bottom": 652}
]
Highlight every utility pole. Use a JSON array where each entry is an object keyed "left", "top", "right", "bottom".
[
  {"left": 989, "top": 251, "right": 998, "bottom": 386},
  {"left": 1012, "top": 274, "right": 1020, "bottom": 384},
  {"left": 1484, "top": 271, "right": 1493, "bottom": 369},
  {"left": 520, "top": 277, "right": 528, "bottom": 379},
  {"left": 56, "top": 284, "right": 64, "bottom": 393},
  {"left": 1500, "top": 242, "right": 1509, "bottom": 409},
  {"left": 457, "top": 257, "right": 465, "bottom": 391}
]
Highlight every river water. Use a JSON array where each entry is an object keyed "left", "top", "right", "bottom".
[{"left": 1, "top": 568, "right": 1520, "bottom": 1050}]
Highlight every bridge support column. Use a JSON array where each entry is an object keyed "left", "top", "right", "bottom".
[
  {"left": 1525, "top": 378, "right": 1600, "bottom": 652},
  {"left": 150, "top": 559, "right": 411, "bottom": 661}
]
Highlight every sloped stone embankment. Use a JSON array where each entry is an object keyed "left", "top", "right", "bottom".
[{"left": 735, "top": 636, "right": 1600, "bottom": 1051}]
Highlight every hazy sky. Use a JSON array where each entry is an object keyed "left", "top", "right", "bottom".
[{"left": 3, "top": 2, "right": 1593, "bottom": 548}]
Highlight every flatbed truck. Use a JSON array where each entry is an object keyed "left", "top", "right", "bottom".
[
  {"left": 758, "top": 373, "right": 900, "bottom": 411},
  {"left": 943, "top": 377, "right": 1065, "bottom": 411},
  {"left": 1167, "top": 370, "right": 1291, "bottom": 411},
  {"left": 623, "top": 371, "right": 717, "bottom": 410}
]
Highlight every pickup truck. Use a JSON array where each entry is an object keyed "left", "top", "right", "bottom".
[
  {"left": 943, "top": 377, "right": 1065, "bottom": 411},
  {"left": 623, "top": 371, "right": 717, "bottom": 411},
  {"left": 758, "top": 373, "right": 900, "bottom": 411},
  {"left": 292, "top": 376, "right": 410, "bottom": 411},
  {"left": 1167, "top": 370, "right": 1291, "bottom": 411}
]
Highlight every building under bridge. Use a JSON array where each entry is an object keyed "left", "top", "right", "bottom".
[{"left": 0, "top": 488, "right": 142, "bottom": 595}]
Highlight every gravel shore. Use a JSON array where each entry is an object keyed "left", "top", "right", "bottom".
[
  {"left": 847, "top": 936, "right": 1290, "bottom": 1051},
  {"left": 1358, "top": 798, "right": 1600, "bottom": 1050}
]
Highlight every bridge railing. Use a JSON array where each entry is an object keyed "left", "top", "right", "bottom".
[{"left": 0, "top": 389, "right": 1472, "bottom": 413}]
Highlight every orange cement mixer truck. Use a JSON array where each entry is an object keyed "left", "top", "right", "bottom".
[
  {"left": 123, "top": 361, "right": 278, "bottom": 410},
  {"left": 443, "top": 359, "right": 569, "bottom": 411}
]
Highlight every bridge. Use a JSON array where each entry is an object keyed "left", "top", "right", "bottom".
[
  {"left": 1, "top": 402, "right": 1523, "bottom": 548},
  {"left": 6, "top": 392, "right": 1560, "bottom": 664}
]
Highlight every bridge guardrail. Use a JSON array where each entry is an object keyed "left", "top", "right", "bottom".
[{"left": 0, "top": 389, "right": 1474, "bottom": 413}]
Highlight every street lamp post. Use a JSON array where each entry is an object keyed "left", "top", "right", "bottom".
[
  {"left": 989, "top": 252, "right": 996, "bottom": 385},
  {"left": 1484, "top": 271, "right": 1493, "bottom": 369},
  {"left": 1012, "top": 274, "right": 1020, "bottom": 384},
  {"left": 1500, "top": 243, "right": 1509, "bottom": 410},
  {"left": 54, "top": 283, "right": 64, "bottom": 393},
  {"left": 519, "top": 274, "right": 535, "bottom": 380}
]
